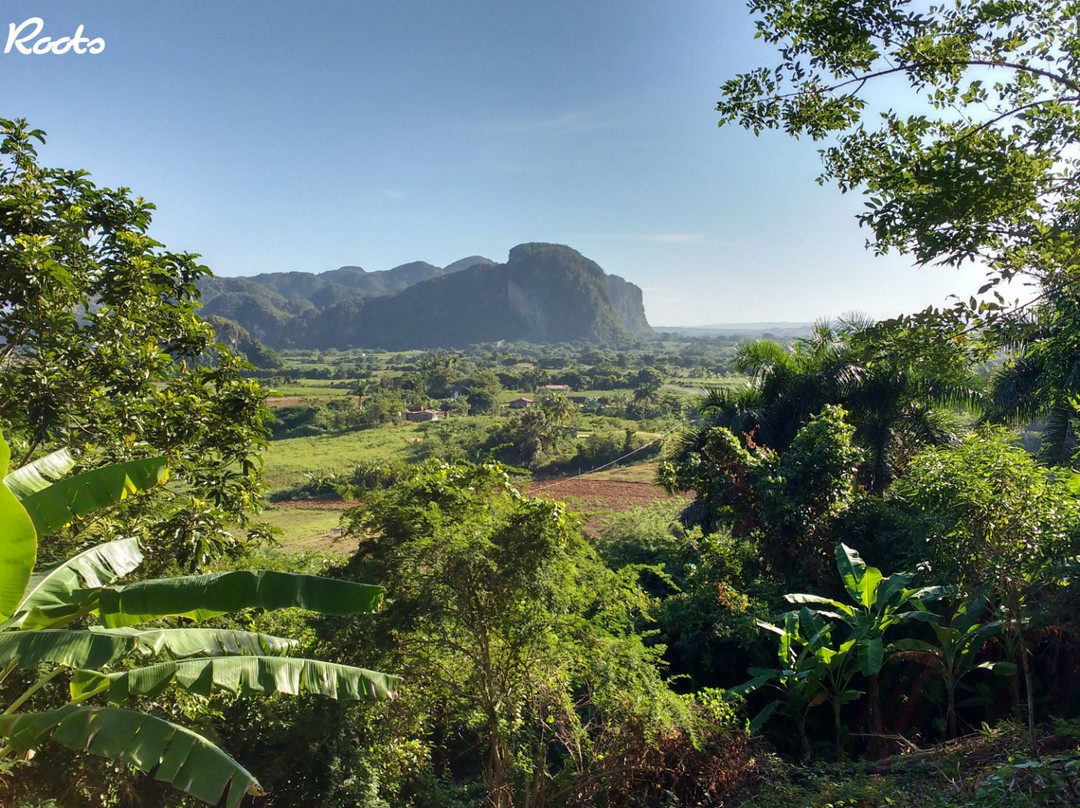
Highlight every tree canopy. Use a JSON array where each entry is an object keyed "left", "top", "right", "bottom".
[
  {"left": 718, "top": 1, "right": 1080, "bottom": 461},
  {"left": 0, "top": 119, "right": 268, "bottom": 567},
  {"left": 718, "top": 0, "right": 1080, "bottom": 290}
]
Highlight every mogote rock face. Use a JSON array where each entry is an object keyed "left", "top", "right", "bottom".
[{"left": 199, "top": 243, "right": 654, "bottom": 349}]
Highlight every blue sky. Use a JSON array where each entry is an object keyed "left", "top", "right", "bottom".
[{"left": 1, "top": 1, "right": 988, "bottom": 326}]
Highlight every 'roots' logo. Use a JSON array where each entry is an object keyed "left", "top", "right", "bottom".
[{"left": 5, "top": 17, "right": 105, "bottom": 54}]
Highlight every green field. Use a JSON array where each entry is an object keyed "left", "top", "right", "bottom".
[
  {"left": 260, "top": 424, "right": 425, "bottom": 490},
  {"left": 266, "top": 383, "right": 351, "bottom": 398},
  {"left": 260, "top": 505, "right": 353, "bottom": 554}
]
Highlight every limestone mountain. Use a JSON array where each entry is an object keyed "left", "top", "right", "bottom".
[{"left": 199, "top": 243, "right": 652, "bottom": 349}]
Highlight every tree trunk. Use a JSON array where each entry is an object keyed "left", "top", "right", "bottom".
[{"left": 484, "top": 714, "right": 513, "bottom": 808}]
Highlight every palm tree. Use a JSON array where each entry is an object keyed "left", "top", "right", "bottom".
[
  {"left": 677, "top": 316, "right": 977, "bottom": 494},
  {"left": 985, "top": 287, "right": 1080, "bottom": 465},
  {"left": 541, "top": 393, "right": 576, "bottom": 425}
]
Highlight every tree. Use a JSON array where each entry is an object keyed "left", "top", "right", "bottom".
[
  {"left": 458, "top": 368, "right": 503, "bottom": 415},
  {"left": 985, "top": 285, "right": 1080, "bottom": 464},
  {"left": 0, "top": 119, "right": 268, "bottom": 568},
  {"left": 632, "top": 366, "right": 664, "bottom": 420},
  {"left": 661, "top": 404, "right": 864, "bottom": 588},
  {"left": 718, "top": 1, "right": 1080, "bottom": 288},
  {"left": 539, "top": 392, "right": 575, "bottom": 425},
  {"left": 717, "top": 2, "right": 1080, "bottom": 448},
  {"left": 688, "top": 317, "right": 973, "bottom": 492},
  {"left": 338, "top": 461, "right": 683, "bottom": 808},
  {"left": 890, "top": 429, "right": 1080, "bottom": 744},
  {"left": 0, "top": 432, "right": 397, "bottom": 807}
]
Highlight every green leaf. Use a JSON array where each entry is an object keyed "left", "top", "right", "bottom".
[
  {"left": 906, "top": 585, "right": 952, "bottom": 603},
  {"left": 73, "top": 656, "right": 400, "bottom": 702},
  {"left": 97, "top": 570, "right": 384, "bottom": 627},
  {"left": 785, "top": 593, "right": 854, "bottom": 616},
  {"left": 890, "top": 638, "right": 939, "bottom": 655},
  {"left": 875, "top": 573, "right": 912, "bottom": 606},
  {"left": 3, "top": 448, "right": 77, "bottom": 500},
  {"left": 978, "top": 660, "right": 1017, "bottom": 676},
  {"left": 836, "top": 543, "right": 881, "bottom": 608},
  {"left": 733, "top": 669, "right": 777, "bottom": 696},
  {"left": 0, "top": 705, "right": 261, "bottom": 808},
  {"left": 0, "top": 629, "right": 135, "bottom": 669},
  {"left": 13, "top": 538, "right": 143, "bottom": 629},
  {"left": 0, "top": 434, "right": 37, "bottom": 622},
  {"left": 857, "top": 637, "right": 884, "bottom": 676},
  {"left": 748, "top": 699, "right": 780, "bottom": 734},
  {"left": 88, "top": 627, "right": 298, "bottom": 658},
  {"left": 19, "top": 457, "right": 168, "bottom": 536}
]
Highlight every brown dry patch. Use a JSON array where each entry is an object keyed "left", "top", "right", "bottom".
[
  {"left": 272, "top": 475, "right": 680, "bottom": 538},
  {"left": 526, "top": 477, "right": 682, "bottom": 535},
  {"left": 266, "top": 396, "right": 308, "bottom": 408}
]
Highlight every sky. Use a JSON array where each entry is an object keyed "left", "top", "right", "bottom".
[{"left": 1, "top": 1, "right": 991, "bottom": 327}]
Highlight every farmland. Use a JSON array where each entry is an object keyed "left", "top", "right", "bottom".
[{"left": 252, "top": 340, "right": 732, "bottom": 549}]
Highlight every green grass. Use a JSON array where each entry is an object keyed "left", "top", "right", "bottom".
[
  {"left": 260, "top": 505, "right": 354, "bottom": 554},
  {"left": 265, "top": 382, "right": 351, "bottom": 398},
  {"left": 261, "top": 424, "right": 425, "bottom": 490},
  {"left": 588, "top": 463, "right": 660, "bottom": 483},
  {"left": 669, "top": 375, "right": 750, "bottom": 390}
]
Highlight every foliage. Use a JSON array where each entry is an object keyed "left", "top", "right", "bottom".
[
  {"left": 738, "top": 544, "right": 946, "bottom": 757},
  {"left": 718, "top": 1, "right": 1080, "bottom": 472},
  {"left": 964, "top": 751, "right": 1080, "bottom": 808},
  {"left": 661, "top": 404, "right": 863, "bottom": 588},
  {"left": 337, "top": 460, "right": 687, "bottom": 808},
  {"left": 457, "top": 368, "right": 503, "bottom": 415},
  {"left": 690, "top": 317, "right": 973, "bottom": 493},
  {"left": 890, "top": 428, "right": 1080, "bottom": 742},
  {"left": 718, "top": 0, "right": 1080, "bottom": 286},
  {"left": 598, "top": 502, "right": 776, "bottom": 688},
  {"left": 890, "top": 429, "right": 1080, "bottom": 597},
  {"left": 0, "top": 432, "right": 396, "bottom": 808},
  {"left": 892, "top": 594, "right": 1014, "bottom": 738},
  {"left": 985, "top": 287, "right": 1080, "bottom": 464},
  {"left": 0, "top": 118, "right": 268, "bottom": 569}
]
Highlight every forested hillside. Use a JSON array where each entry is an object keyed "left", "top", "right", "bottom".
[{"left": 199, "top": 244, "right": 652, "bottom": 349}]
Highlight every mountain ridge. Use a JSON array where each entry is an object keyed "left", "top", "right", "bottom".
[{"left": 199, "top": 243, "right": 653, "bottom": 349}]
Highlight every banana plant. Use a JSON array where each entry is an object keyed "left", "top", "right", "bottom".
[
  {"left": 0, "top": 433, "right": 399, "bottom": 808},
  {"left": 891, "top": 594, "right": 1015, "bottom": 738},
  {"left": 733, "top": 606, "right": 833, "bottom": 762},
  {"left": 786, "top": 544, "right": 949, "bottom": 750},
  {"left": 740, "top": 544, "right": 948, "bottom": 755}
]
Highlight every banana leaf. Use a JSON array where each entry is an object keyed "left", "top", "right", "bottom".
[
  {"left": 13, "top": 537, "right": 143, "bottom": 629},
  {"left": 0, "top": 705, "right": 261, "bottom": 808},
  {"left": 3, "top": 447, "right": 77, "bottom": 499},
  {"left": 97, "top": 570, "right": 384, "bottom": 627},
  {"left": 19, "top": 457, "right": 168, "bottom": 536},
  {"left": 0, "top": 629, "right": 135, "bottom": 669},
  {"left": 88, "top": 626, "right": 298, "bottom": 658},
  {"left": 72, "top": 656, "right": 400, "bottom": 702},
  {"left": 0, "top": 434, "right": 37, "bottom": 622}
]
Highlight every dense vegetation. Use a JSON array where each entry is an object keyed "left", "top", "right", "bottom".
[{"left": 4, "top": 1, "right": 1080, "bottom": 804}]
